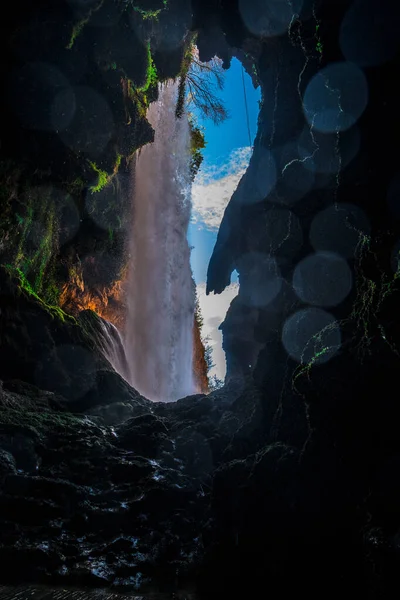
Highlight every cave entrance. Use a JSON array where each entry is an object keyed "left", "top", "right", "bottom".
[{"left": 188, "top": 54, "right": 261, "bottom": 388}]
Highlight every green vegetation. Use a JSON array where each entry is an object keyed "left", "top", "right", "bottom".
[
  {"left": 66, "top": 176, "right": 86, "bottom": 196},
  {"left": 67, "top": 19, "right": 88, "bottom": 50},
  {"left": 4, "top": 264, "right": 76, "bottom": 324},
  {"left": 89, "top": 162, "right": 109, "bottom": 193},
  {"left": 139, "top": 42, "right": 158, "bottom": 95},
  {"left": 12, "top": 187, "right": 61, "bottom": 306},
  {"left": 315, "top": 23, "right": 323, "bottom": 56},
  {"left": 133, "top": 6, "right": 162, "bottom": 20},
  {"left": 129, "top": 0, "right": 169, "bottom": 20},
  {"left": 124, "top": 45, "right": 158, "bottom": 120},
  {"left": 176, "top": 34, "right": 197, "bottom": 120},
  {"left": 114, "top": 153, "right": 122, "bottom": 173},
  {"left": 89, "top": 152, "right": 123, "bottom": 194},
  {"left": 66, "top": 0, "right": 105, "bottom": 49},
  {"left": 33, "top": 206, "right": 56, "bottom": 297},
  {"left": 194, "top": 294, "right": 204, "bottom": 329},
  {"left": 189, "top": 118, "right": 206, "bottom": 180},
  {"left": 176, "top": 34, "right": 228, "bottom": 125},
  {"left": 194, "top": 287, "right": 224, "bottom": 391}
]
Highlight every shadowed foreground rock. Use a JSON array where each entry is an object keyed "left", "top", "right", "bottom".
[{"left": 0, "top": 586, "right": 197, "bottom": 599}]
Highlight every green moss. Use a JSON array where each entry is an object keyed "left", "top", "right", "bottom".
[
  {"left": 4, "top": 264, "right": 76, "bottom": 325},
  {"left": 88, "top": 153, "right": 122, "bottom": 195},
  {"left": 122, "top": 43, "right": 159, "bottom": 121},
  {"left": 12, "top": 187, "right": 61, "bottom": 305},
  {"left": 66, "top": 0, "right": 105, "bottom": 49},
  {"left": 139, "top": 42, "right": 158, "bottom": 95},
  {"left": 114, "top": 153, "right": 122, "bottom": 173},
  {"left": 133, "top": 6, "right": 162, "bottom": 19},
  {"left": 315, "top": 23, "right": 323, "bottom": 56},
  {"left": 67, "top": 19, "right": 88, "bottom": 50},
  {"left": 89, "top": 161, "right": 110, "bottom": 193},
  {"left": 67, "top": 177, "right": 86, "bottom": 195},
  {"left": 34, "top": 207, "right": 56, "bottom": 296},
  {"left": 132, "top": 0, "right": 168, "bottom": 20}
]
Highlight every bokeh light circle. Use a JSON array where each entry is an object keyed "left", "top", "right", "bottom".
[
  {"left": 340, "top": 0, "right": 400, "bottom": 68},
  {"left": 310, "top": 203, "right": 370, "bottom": 259},
  {"left": 282, "top": 307, "right": 341, "bottom": 364},
  {"left": 275, "top": 142, "right": 315, "bottom": 204},
  {"left": 54, "top": 190, "right": 80, "bottom": 246},
  {"left": 302, "top": 62, "right": 368, "bottom": 134},
  {"left": 239, "top": 0, "right": 303, "bottom": 38},
  {"left": 58, "top": 86, "right": 114, "bottom": 157},
  {"left": 264, "top": 208, "right": 303, "bottom": 259},
  {"left": 85, "top": 183, "right": 124, "bottom": 232},
  {"left": 292, "top": 252, "right": 353, "bottom": 307},
  {"left": 298, "top": 124, "right": 360, "bottom": 175},
  {"left": 236, "top": 252, "right": 282, "bottom": 308},
  {"left": 50, "top": 87, "right": 76, "bottom": 132},
  {"left": 9, "top": 62, "right": 73, "bottom": 131}
]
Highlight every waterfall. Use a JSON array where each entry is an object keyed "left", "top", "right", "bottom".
[{"left": 123, "top": 80, "right": 196, "bottom": 402}]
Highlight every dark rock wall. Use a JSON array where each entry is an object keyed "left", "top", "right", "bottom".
[{"left": 1, "top": 0, "right": 400, "bottom": 597}]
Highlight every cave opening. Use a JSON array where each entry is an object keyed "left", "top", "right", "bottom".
[
  {"left": 1, "top": 0, "right": 400, "bottom": 596},
  {"left": 103, "top": 45, "right": 261, "bottom": 401}
]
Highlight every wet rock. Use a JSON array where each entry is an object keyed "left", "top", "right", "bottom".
[
  {"left": 174, "top": 427, "right": 214, "bottom": 478},
  {"left": 116, "top": 414, "right": 173, "bottom": 458},
  {"left": 0, "top": 449, "right": 17, "bottom": 482},
  {"left": 72, "top": 370, "right": 151, "bottom": 416}
]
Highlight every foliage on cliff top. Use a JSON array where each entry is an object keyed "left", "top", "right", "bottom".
[
  {"left": 176, "top": 38, "right": 228, "bottom": 125},
  {"left": 189, "top": 118, "right": 206, "bottom": 180}
]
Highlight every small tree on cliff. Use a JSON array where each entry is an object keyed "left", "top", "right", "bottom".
[{"left": 208, "top": 374, "right": 224, "bottom": 391}]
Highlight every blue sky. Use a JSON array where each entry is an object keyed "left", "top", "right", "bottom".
[
  {"left": 189, "top": 56, "right": 261, "bottom": 379},
  {"left": 189, "top": 57, "right": 260, "bottom": 282}
]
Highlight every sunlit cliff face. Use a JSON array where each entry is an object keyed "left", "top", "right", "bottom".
[{"left": 60, "top": 262, "right": 127, "bottom": 330}]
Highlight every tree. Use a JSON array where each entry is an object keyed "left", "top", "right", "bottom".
[
  {"left": 208, "top": 374, "right": 224, "bottom": 391},
  {"left": 188, "top": 119, "right": 206, "bottom": 180},
  {"left": 185, "top": 52, "right": 229, "bottom": 125},
  {"left": 203, "top": 338, "right": 215, "bottom": 373},
  {"left": 176, "top": 42, "right": 229, "bottom": 125}
]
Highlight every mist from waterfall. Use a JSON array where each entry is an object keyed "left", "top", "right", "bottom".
[{"left": 122, "top": 80, "right": 196, "bottom": 402}]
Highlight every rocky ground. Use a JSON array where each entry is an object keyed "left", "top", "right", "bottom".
[
  {"left": 0, "top": 364, "right": 263, "bottom": 594},
  {"left": 1, "top": 247, "right": 400, "bottom": 599}
]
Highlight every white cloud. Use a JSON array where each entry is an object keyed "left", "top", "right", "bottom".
[
  {"left": 196, "top": 282, "right": 239, "bottom": 380},
  {"left": 192, "top": 146, "right": 252, "bottom": 230}
]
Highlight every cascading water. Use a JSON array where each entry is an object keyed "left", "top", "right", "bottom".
[{"left": 122, "top": 80, "right": 196, "bottom": 402}]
